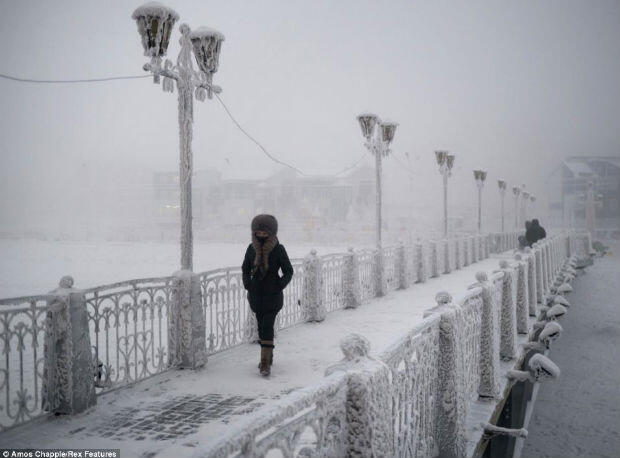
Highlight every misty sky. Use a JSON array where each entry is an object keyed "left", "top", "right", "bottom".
[{"left": 1, "top": 0, "right": 619, "bottom": 229}]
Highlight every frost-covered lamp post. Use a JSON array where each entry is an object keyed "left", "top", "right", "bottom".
[
  {"left": 132, "top": 3, "right": 224, "bottom": 271},
  {"left": 512, "top": 186, "right": 521, "bottom": 229},
  {"left": 357, "top": 114, "right": 398, "bottom": 249},
  {"left": 436, "top": 151, "right": 455, "bottom": 237},
  {"left": 473, "top": 169, "right": 487, "bottom": 233},
  {"left": 498, "top": 179, "right": 507, "bottom": 232},
  {"left": 530, "top": 194, "right": 536, "bottom": 219}
]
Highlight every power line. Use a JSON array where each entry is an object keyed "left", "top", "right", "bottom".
[
  {"left": 213, "top": 93, "right": 308, "bottom": 176},
  {"left": 0, "top": 72, "right": 151, "bottom": 84},
  {"left": 0, "top": 70, "right": 369, "bottom": 178}
]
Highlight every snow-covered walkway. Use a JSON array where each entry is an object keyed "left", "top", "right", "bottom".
[{"left": 0, "top": 252, "right": 513, "bottom": 457}]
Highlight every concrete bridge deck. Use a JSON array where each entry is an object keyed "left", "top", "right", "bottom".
[{"left": 0, "top": 252, "right": 516, "bottom": 457}]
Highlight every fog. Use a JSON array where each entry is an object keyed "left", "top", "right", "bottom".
[{"left": 1, "top": 0, "right": 619, "bottom": 240}]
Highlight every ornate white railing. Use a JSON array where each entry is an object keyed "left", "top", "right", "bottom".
[
  {"left": 0, "top": 295, "right": 50, "bottom": 431},
  {"left": 0, "top": 230, "right": 527, "bottom": 431},
  {"left": 84, "top": 277, "right": 173, "bottom": 394},
  {"left": 199, "top": 230, "right": 579, "bottom": 457}
]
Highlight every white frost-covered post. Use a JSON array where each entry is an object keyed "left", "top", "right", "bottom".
[
  {"left": 416, "top": 240, "right": 428, "bottom": 283},
  {"left": 512, "top": 186, "right": 521, "bottom": 230},
  {"left": 132, "top": 4, "right": 224, "bottom": 271},
  {"left": 302, "top": 249, "right": 326, "bottom": 321},
  {"left": 356, "top": 114, "right": 398, "bottom": 251},
  {"left": 325, "top": 334, "right": 393, "bottom": 457},
  {"left": 498, "top": 179, "right": 507, "bottom": 232},
  {"left": 435, "top": 151, "right": 456, "bottom": 237},
  {"left": 429, "top": 292, "right": 467, "bottom": 458},
  {"left": 463, "top": 236, "right": 470, "bottom": 267},
  {"left": 374, "top": 248, "right": 387, "bottom": 296},
  {"left": 168, "top": 270, "right": 207, "bottom": 368},
  {"left": 524, "top": 248, "right": 537, "bottom": 316},
  {"left": 533, "top": 243, "right": 544, "bottom": 304},
  {"left": 455, "top": 237, "right": 462, "bottom": 270},
  {"left": 430, "top": 240, "right": 439, "bottom": 278},
  {"left": 473, "top": 169, "right": 487, "bottom": 233},
  {"left": 443, "top": 239, "right": 451, "bottom": 274},
  {"left": 495, "top": 262, "right": 517, "bottom": 360},
  {"left": 42, "top": 276, "right": 97, "bottom": 415},
  {"left": 396, "top": 241, "right": 409, "bottom": 289},
  {"left": 471, "top": 236, "right": 478, "bottom": 264},
  {"left": 513, "top": 254, "right": 530, "bottom": 332},
  {"left": 470, "top": 271, "right": 500, "bottom": 398},
  {"left": 343, "top": 247, "right": 362, "bottom": 308}
]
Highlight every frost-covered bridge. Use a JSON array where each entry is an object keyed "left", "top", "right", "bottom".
[{"left": 0, "top": 230, "right": 594, "bottom": 457}]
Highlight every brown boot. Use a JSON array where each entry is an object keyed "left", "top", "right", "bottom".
[{"left": 259, "top": 341, "right": 274, "bottom": 376}]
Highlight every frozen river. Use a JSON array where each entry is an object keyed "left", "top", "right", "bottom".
[{"left": 0, "top": 238, "right": 354, "bottom": 298}]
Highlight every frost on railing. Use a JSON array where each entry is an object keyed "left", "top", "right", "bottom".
[
  {"left": 380, "top": 317, "right": 441, "bottom": 458},
  {"left": 456, "top": 289, "right": 483, "bottom": 402},
  {"left": 278, "top": 259, "right": 304, "bottom": 328},
  {"left": 202, "top": 372, "right": 349, "bottom": 458},
  {"left": 0, "top": 295, "right": 51, "bottom": 430},
  {"left": 322, "top": 254, "right": 345, "bottom": 313},
  {"left": 358, "top": 249, "right": 377, "bottom": 302},
  {"left": 383, "top": 246, "right": 398, "bottom": 291},
  {"left": 199, "top": 268, "right": 247, "bottom": 353},
  {"left": 84, "top": 277, "right": 173, "bottom": 394}
]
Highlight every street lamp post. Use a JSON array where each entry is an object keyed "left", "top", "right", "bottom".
[
  {"left": 473, "top": 169, "right": 487, "bottom": 233},
  {"left": 435, "top": 151, "right": 455, "bottom": 238},
  {"left": 132, "top": 3, "right": 224, "bottom": 271},
  {"left": 512, "top": 186, "right": 521, "bottom": 229},
  {"left": 498, "top": 179, "right": 507, "bottom": 232},
  {"left": 357, "top": 114, "right": 398, "bottom": 249},
  {"left": 404, "top": 152, "right": 414, "bottom": 246}
]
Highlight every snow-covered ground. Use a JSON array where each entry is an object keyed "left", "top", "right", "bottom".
[
  {"left": 0, "top": 238, "right": 354, "bottom": 298},
  {"left": 0, "top": 252, "right": 508, "bottom": 456},
  {"left": 520, "top": 243, "right": 620, "bottom": 458}
]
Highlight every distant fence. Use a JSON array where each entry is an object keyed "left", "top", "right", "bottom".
[
  {"left": 199, "top": 229, "right": 589, "bottom": 457},
  {"left": 0, "top": 230, "right": 535, "bottom": 431}
]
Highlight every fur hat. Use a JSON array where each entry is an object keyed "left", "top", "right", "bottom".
[{"left": 251, "top": 214, "right": 278, "bottom": 236}]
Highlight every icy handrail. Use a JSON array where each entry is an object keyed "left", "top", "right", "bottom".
[{"left": 199, "top": 371, "right": 348, "bottom": 457}]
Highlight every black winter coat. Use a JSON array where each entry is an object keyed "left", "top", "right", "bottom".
[
  {"left": 242, "top": 242, "right": 294, "bottom": 314},
  {"left": 525, "top": 224, "right": 547, "bottom": 246}
]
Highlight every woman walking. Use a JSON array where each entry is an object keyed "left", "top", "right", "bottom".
[{"left": 242, "top": 214, "right": 294, "bottom": 376}]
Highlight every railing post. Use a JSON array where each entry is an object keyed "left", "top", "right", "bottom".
[
  {"left": 455, "top": 237, "right": 462, "bottom": 270},
  {"left": 343, "top": 247, "right": 362, "bottom": 309},
  {"left": 443, "top": 239, "right": 451, "bottom": 274},
  {"left": 396, "top": 241, "right": 409, "bottom": 289},
  {"left": 416, "top": 240, "right": 428, "bottom": 283},
  {"left": 496, "top": 262, "right": 517, "bottom": 360},
  {"left": 472, "top": 271, "right": 500, "bottom": 398},
  {"left": 429, "top": 240, "right": 439, "bottom": 278},
  {"left": 427, "top": 292, "right": 467, "bottom": 458},
  {"left": 471, "top": 236, "right": 478, "bottom": 264},
  {"left": 463, "top": 237, "right": 470, "bottom": 267},
  {"left": 302, "top": 249, "right": 326, "bottom": 321},
  {"left": 533, "top": 244, "right": 544, "bottom": 304},
  {"left": 169, "top": 270, "right": 207, "bottom": 369},
  {"left": 524, "top": 248, "right": 537, "bottom": 317},
  {"left": 514, "top": 254, "right": 530, "bottom": 331},
  {"left": 374, "top": 248, "right": 387, "bottom": 297},
  {"left": 325, "top": 334, "right": 393, "bottom": 457},
  {"left": 42, "top": 276, "right": 96, "bottom": 415}
]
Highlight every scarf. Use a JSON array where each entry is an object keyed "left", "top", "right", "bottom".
[{"left": 252, "top": 233, "right": 278, "bottom": 278}]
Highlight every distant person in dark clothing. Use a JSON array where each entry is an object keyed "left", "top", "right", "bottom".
[
  {"left": 525, "top": 220, "right": 532, "bottom": 232},
  {"left": 526, "top": 219, "right": 547, "bottom": 246},
  {"left": 242, "top": 214, "right": 294, "bottom": 376}
]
